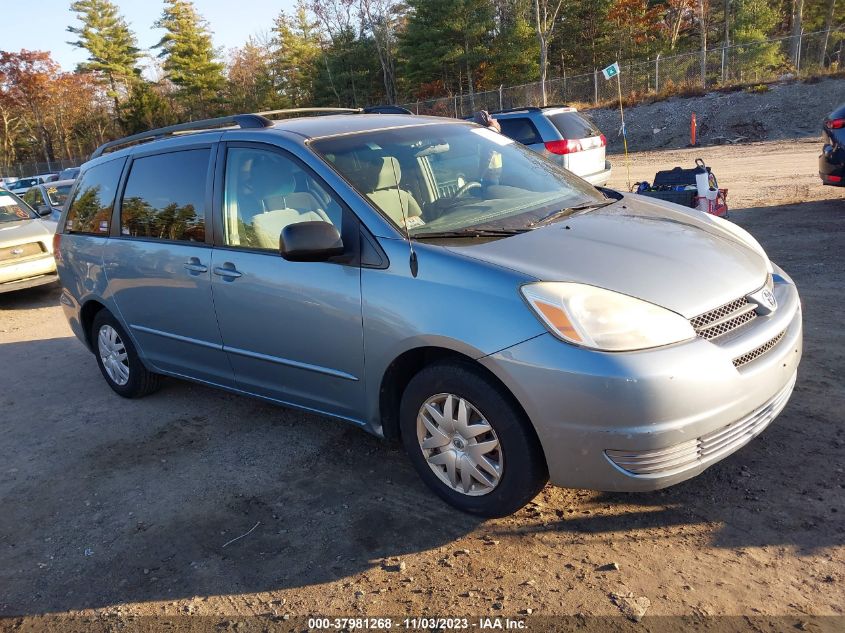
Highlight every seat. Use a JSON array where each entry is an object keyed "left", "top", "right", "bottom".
[
  {"left": 363, "top": 157, "right": 423, "bottom": 227},
  {"left": 244, "top": 160, "right": 332, "bottom": 249}
]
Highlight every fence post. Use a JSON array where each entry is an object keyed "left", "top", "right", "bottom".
[
  {"left": 721, "top": 46, "right": 726, "bottom": 84},
  {"left": 655, "top": 54, "right": 660, "bottom": 92},
  {"left": 593, "top": 68, "right": 599, "bottom": 105},
  {"left": 498, "top": 84, "right": 503, "bottom": 111},
  {"left": 415, "top": 101, "right": 420, "bottom": 115},
  {"left": 454, "top": 95, "right": 458, "bottom": 118},
  {"left": 796, "top": 29, "right": 803, "bottom": 75}
]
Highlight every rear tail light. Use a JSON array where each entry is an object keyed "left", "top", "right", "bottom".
[
  {"left": 826, "top": 174, "right": 843, "bottom": 183},
  {"left": 599, "top": 133, "right": 607, "bottom": 146},
  {"left": 545, "top": 139, "right": 583, "bottom": 155},
  {"left": 825, "top": 118, "right": 845, "bottom": 129},
  {"left": 52, "top": 232, "right": 62, "bottom": 262}
]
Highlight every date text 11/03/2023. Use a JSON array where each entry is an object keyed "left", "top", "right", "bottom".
[{"left": 306, "top": 617, "right": 527, "bottom": 630}]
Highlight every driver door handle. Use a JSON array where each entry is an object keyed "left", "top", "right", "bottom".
[
  {"left": 183, "top": 257, "right": 208, "bottom": 274},
  {"left": 213, "top": 263, "right": 242, "bottom": 280}
]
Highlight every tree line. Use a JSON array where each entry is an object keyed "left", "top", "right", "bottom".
[{"left": 1, "top": 0, "right": 841, "bottom": 170}]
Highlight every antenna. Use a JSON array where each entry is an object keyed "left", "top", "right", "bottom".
[{"left": 387, "top": 157, "right": 418, "bottom": 277}]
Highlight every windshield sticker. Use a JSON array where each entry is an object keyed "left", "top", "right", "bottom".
[
  {"left": 47, "top": 187, "right": 58, "bottom": 194},
  {"left": 470, "top": 127, "right": 514, "bottom": 146},
  {"left": 406, "top": 215, "right": 425, "bottom": 229},
  {"left": 99, "top": 220, "right": 109, "bottom": 233}
]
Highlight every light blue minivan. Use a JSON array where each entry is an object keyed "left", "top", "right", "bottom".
[{"left": 56, "top": 110, "right": 802, "bottom": 516}]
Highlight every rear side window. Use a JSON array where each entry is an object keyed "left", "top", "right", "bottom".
[
  {"left": 498, "top": 117, "right": 543, "bottom": 145},
  {"left": 547, "top": 112, "right": 601, "bottom": 139},
  {"left": 120, "top": 149, "right": 209, "bottom": 242},
  {"left": 65, "top": 158, "right": 126, "bottom": 234}
]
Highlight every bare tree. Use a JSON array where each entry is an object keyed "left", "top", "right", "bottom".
[
  {"left": 698, "top": 0, "right": 707, "bottom": 88},
  {"left": 533, "top": 0, "right": 564, "bottom": 106},
  {"left": 788, "top": 0, "right": 804, "bottom": 66},
  {"left": 819, "top": 0, "right": 836, "bottom": 67},
  {"left": 359, "top": 0, "right": 400, "bottom": 104}
]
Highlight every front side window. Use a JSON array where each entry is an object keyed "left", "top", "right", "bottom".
[
  {"left": 120, "top": 149, "right": 208, "bottom": 242},
  {"left": 22, "top": 188, "right": 42, "bottom": 208},
  {"left": 222, "top": 147, "right": 343, "bottom": 251},
  {"left": 65, "top": 158, "right": 125, "bottom": 234},
  {"left": 311, "top": 123, "right": 602, "bottom": 236}
]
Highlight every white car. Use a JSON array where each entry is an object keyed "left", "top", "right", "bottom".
[{"left": 0, "top": 188, "right": 58, "bottom": 293}]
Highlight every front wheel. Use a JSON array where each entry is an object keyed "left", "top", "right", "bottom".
[
  {"left": 92, "top": 310, "right": 161, "bottom": 398},
  {"left": 400, "top": 361, "right": 548, "bottom": 517}
]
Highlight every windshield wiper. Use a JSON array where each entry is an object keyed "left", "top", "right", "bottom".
[
  {"left": 413, "top": 227, "right": 530, "bottom": 240},
  {"left": 529, "top": 200, "right": 615, "bottom": 228}
]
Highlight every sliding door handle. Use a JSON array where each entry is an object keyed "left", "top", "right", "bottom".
[{"left": 213, "top": 264, "right": 242, "bottom": 280}]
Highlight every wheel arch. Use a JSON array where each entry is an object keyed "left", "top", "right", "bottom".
[
  {"left": 79, "top": 298, "right": 108, "bottom": 351},
  {"left": 378, "top": 345, "right": 539, "bottom": 452}
]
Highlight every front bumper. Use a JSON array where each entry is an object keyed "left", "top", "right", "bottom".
[{"left": 481, "top": 267, "right": 802, "bottom": 491}]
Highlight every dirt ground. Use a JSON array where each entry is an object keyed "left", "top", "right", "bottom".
[
  {"left": 0, "top": 139, "right": 843, "bottom": 630},
  {"left": 590, "top": 76, "right": 845, "bottom": 153}
]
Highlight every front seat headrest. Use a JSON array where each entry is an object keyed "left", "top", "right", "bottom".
[{"left": 372, "top": 157, "right": 402, "bottom": 191}]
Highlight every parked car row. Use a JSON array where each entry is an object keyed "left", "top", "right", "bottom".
[
  {"left": 0, "top": 167, "right": 81, "bottom": 197},
  {"left": 0, "top": 187, "right": 58, "bottom": 294}
]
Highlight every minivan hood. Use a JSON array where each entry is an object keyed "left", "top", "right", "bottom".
[{"left": 448, "top": 195, "right": 768, "bottom": 318}]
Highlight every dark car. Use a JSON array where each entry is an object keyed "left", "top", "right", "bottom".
[{"left": 820, "top": 103, "right": 845, "bottom": 186}]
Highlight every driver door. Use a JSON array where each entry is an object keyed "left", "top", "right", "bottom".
[{"left": 210, "top": 143, "right": 366, "bottom": 421}]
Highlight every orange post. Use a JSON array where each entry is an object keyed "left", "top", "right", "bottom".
[{"left": 690, "top": 112, "right": 697, "bottom": 146}]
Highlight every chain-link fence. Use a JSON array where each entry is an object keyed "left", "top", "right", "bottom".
[
  {"left": 1, "top": 156, "right": 86, "bottom": 180},
  {"left": 401, "top": 29, "right": 844, "bottom": 117}
]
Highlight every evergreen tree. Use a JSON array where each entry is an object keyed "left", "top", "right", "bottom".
[
  {"left": 270, "top": 4, "right": 322, "bottom": 107},
  {"left": 67, "top": 0, "right": 141, "bottom": 111},
  {"left": 400, "top": 0, "right": 494, "bottom": 101},
  {"left": 732, "top": 0, "right": 783, "bottom": 71},
  {"left": 154, "top": 0, "right": 225, "bottom": 117}
]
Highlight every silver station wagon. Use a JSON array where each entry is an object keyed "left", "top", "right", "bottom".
[{"left": 56, "top": 109, "right": 802, "bottom": 516}]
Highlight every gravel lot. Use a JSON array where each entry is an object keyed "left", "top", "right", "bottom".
[{"left": 0, "top": 139, "right": 843, "bottom": 629}]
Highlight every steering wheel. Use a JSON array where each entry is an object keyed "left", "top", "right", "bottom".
[{"left": 454, "top": 180, "right": 482, "bottom": 198}]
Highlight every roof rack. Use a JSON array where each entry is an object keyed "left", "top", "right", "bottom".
[
  {"left": 489, "top": 104, "right": 573, "bottom": 115},
  {"left": 90, "top": 107, "right": 363, "bottom": 159}
]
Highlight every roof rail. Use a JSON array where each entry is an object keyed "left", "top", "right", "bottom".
[
  {"left": 489, "top": 106, "right": 543, "bottom": 115},
  {"left": 90, "top": 107, "right": 363, "bottom": 159}
]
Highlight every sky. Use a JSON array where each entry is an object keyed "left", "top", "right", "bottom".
[{"left": 3, "top": 0, "right": 298, "bottom": 73}]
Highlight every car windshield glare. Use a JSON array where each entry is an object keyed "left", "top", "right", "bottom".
[
  {"left": 46, "top": 184, "right": 72, "bottom": 207},
  {"left": 311, "top": 123, "right": 604, "bottom": 236},
  {"left": 0, "top": 191, "right": 35, "bottom": 223}
]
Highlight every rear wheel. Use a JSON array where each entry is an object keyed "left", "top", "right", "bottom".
[
  {"left": 400, "top": 361, "right": 548, "bottom": 517},
  {"left": 92, "top": 310, "right": 161, "bottom": 398}
]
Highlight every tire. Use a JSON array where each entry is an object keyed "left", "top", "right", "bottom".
[
  {"left": 400, "top": 360, "right": 548, "bottom": 517},
  {"left": 91, "top": 310, "right": 161, "bottom": 398}
]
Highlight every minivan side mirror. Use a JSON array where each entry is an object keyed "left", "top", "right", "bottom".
[
  {"left": 279, "top": 221, "right": 344, "bottom": 262},
  {"left": 36, "top": 204, "right": 52, "bottom": 217}
]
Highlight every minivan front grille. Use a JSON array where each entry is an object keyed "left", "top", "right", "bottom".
[
  {"left": 733, "top": 330, "right": 786, "bottom": 368},
  {"left": 0, "top": 241, "right": 44, "bottom": 263},
  {"left": 690, "top": 296, "right": 758, "bottom": 340}
]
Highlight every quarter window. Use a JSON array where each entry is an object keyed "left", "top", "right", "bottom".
[
  {"left": 120, "top": 149, "right": 209, "bottom": 242},
  {"left": 222, "top": 147, "right": 343, "bottom": 251},
  {"left": 65, "top": 158, "right": 125, "bottom": 234},
  {"left": 498, "top": 118, "right": 543, "bottom": 145}
]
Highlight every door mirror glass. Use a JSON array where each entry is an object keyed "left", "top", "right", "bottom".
[
  {"left": 36, "top": 204, "right": 52, "bottom": 216},
  {"left": 279, "top": 221, "right": 344, "bottom": 261}
]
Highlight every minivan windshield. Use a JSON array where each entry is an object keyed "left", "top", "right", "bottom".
[
  {"left": 0, "top": 191, "right": 35, "bottom": 223},
  {"left": 311, "top": 122, "right": 605, "bottom": 236}
]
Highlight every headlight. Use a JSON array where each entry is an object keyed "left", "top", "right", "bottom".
[{"left": 521, "top": 282, "right": 696, "bottom": 351}]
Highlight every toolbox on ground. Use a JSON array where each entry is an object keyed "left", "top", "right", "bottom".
[{"left": 636, "top": 158, "right": 728, "bottom": 217}]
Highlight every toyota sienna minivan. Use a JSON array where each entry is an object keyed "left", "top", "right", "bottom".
[{"left": 55, "top": 110, "right": 802, "bottom": 516}]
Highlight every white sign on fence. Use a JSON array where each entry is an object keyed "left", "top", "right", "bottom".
[{"left": 601, "top": 62, "right": 620, "bottom": 80}]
